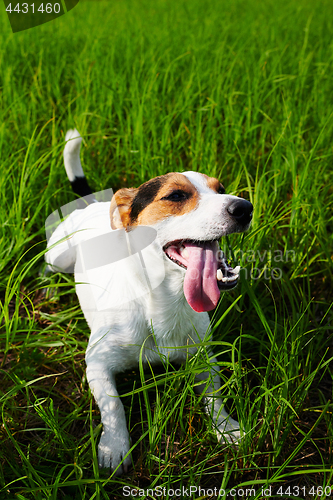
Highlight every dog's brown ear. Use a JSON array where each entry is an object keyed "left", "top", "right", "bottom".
[{"left": 110, "top": 188, "right": 137, "bottom": 230}]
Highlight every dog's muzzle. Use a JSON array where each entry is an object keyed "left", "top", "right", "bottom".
[{"left": 162, "top": 198, "right": 253, "bottom": 313}]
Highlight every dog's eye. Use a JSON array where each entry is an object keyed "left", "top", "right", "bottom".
[
  {"left": 162, "top": 190, "right": 189, "bottom": 202},
  {"left": 218, "top": 184, "right": 226, "bottom": 195}
]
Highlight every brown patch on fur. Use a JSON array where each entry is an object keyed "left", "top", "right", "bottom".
[
  {"left": 110, "top": 188, "right": 137, "bottom": 230},
  {"left": 136, "top": 173, "right": 199, "bottom": 225},
  {"left": 130, "top": 175, "right": 169, "bottom": 224},
  {"left": 204, "top": 175, "right": 224, "bottom": 193},
  {"left": 109, "top": 172, "right": 225, "bottom": 230}
]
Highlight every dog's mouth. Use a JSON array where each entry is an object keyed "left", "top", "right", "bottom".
[{"left": 163, "top": 240, "right": 240, "bottom": 313}]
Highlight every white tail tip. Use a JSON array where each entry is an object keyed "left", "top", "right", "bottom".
[{"left": 64, "top": 129, "right": 83, "bottom": 182}]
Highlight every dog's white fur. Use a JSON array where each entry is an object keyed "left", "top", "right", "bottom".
[{"left": 45, "top": 130, "right": 252, "bottom": 475}]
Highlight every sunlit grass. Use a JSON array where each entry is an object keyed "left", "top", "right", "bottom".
[{"left": 0, "top": 0, "right": 332, "bottom": 497}]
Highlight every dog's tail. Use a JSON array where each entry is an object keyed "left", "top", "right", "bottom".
[{"left": 64, "top": 129, "right": 93, "bottom": 198}]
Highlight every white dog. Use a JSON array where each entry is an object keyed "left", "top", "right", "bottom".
[{"left": 45, "top": 130, "right": 253, "bottom": 475}]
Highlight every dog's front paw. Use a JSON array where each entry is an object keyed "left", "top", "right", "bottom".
[
  {"left": 98, "top": 429, "right": 131, "bottom": 475},
  {"left": 215, "top": 416, "right": 241, "bottom": 445}
]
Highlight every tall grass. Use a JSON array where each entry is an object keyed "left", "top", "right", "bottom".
[{"left": 0, "top": 0, "right": 332, "bottom": 498}]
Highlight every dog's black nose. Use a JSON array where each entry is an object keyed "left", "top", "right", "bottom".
[{"left": 227, "top": 199, "right": 253, "bottom": 226}]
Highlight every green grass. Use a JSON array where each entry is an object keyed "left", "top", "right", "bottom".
[{"left": 0, "top": 0, "right": 333, "bottom": 497}]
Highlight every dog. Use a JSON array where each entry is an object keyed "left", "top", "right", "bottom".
[{"left": 45, "top": 129, "right": 253, "bottom": 475}]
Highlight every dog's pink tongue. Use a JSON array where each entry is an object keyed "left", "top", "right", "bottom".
[{"left": 183, "top": 242, "right": 220, "bottom": 312}]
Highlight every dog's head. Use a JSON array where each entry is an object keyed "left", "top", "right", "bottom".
[{"left": 110, "top": 172, "right": 253, "bottom": 313}]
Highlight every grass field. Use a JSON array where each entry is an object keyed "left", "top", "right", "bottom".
[{"left": 0, "top": 0, "right": 333, "bottom": 498}]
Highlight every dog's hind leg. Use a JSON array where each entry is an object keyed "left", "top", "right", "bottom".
[{"left": 194, "top": 357, "right": 241, "bottom": 444}]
